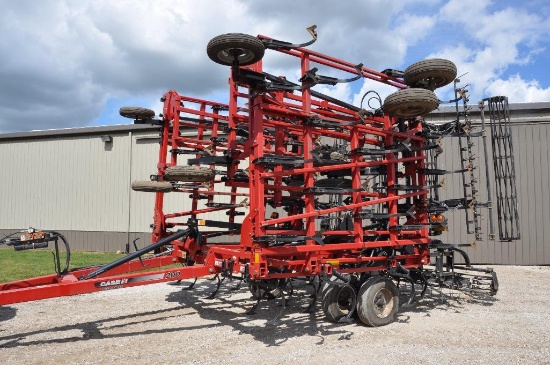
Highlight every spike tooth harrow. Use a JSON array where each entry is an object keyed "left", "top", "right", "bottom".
[{"left": 0, "top": 29, "right": 499, "bottom": 326}]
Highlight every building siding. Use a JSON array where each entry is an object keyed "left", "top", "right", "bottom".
[
  {"left": 0, "top": 135, "right": 131, "bottom": 232},
  {"left": 425, "top": 104, "right": 550, "bottom": 265},
  {"left": 0, "top": 127, "right": 245, "bottom": 252}
]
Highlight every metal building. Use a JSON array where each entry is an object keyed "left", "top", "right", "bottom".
[
  {"left": 1, "top": 101, "right": 549, "bottom": 264},
  {"left": 425, "top": 101, "right": 550, "bottom": 265},
  {"left": 0, "top": 124, "right": 238, "bottom": 252}
]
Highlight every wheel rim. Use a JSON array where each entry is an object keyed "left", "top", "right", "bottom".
[
  {"left": 411, "top": 75, "right": 451, "bottom": 89},
  {"left": 336, "top": 286, "right": 355, "bottom": 314},
  {"left": 428, "top": 76, "right": 450, "bottom": 88},
  {"left": 216, "top": 47, "right": 257, "bottom": 65},
  {"left": 372, "top": 287, "right": 394, "bottom": 318}
]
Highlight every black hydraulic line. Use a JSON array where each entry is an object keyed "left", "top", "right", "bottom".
[
  {"left": 83, "top": 228, "right": 192, "bottom": 280},
  {"left": 448, "top": 247, "right": 471, "bottom": 267},
  {"left": 332, "top": 269, "right": 351, "bottom": 283}
]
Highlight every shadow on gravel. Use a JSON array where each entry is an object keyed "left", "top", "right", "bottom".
[
  {"left": 165, "top": 278, "right": 356, "bottom": 346},
  {"left": 0, "top": 306, "right": 17, "bottom": 324},
  {"left": 0, "top": 306, "right": 200, "bottom": 349},
  {"left": 0, "top": 280, "right": 354, "bottom": 349},
  {"left": 395, "top": 284, "right": 498, "bottom": 323},
  {"left": 0, "top": 279, "right": 498, "bottom": 349},
  {"left": 164, "top": 278, "right": 500, "bottom": 345}
]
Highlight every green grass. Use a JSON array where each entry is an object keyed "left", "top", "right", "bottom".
[{"left": 0, "top": 248, "right": 124, "bottom": 283}]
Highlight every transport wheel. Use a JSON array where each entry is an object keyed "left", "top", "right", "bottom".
[
  {"left": 322, "top": 284, "right": 356, "bottom": 322},
  {"left": 164, "top": 166, "right": 215, "bottom": 182},
  {"left": 320, "top": 278, "right": 335, "bottom": 301},
  {"left": 131, "top": 180, "right": 173, "bottom": 192},
  {"left": 382, "top": 88, "right": 439, "bottom": 118},
  {"left": 315, "top": 177, "right": 352, "bottom": 189},
  {"left": 119, "top": 106, "right": 155, "bottom": 119},
  {"left": 356, "top": 277, "right": 399, "bottom": 327},
  {"left": 404, "top": 58, "right": 457, "bottom": 89},
  {"left": 207, "top": 33, "right": 265, "bottom": 66}
]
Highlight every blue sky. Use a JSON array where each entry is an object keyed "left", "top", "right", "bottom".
[{"left": 1, "top": 0, "right": 549, "bottom": 133}]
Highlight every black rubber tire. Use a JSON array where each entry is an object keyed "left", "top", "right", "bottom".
[
  {"left": 164, "top": 166, "right": 215, "bottom": 182},
  {"left": 383, "top": 88, "right": 439, "bottom": 118},
  {"left": 207, "top": 33, "right": 265, "bottom": 66},
  {"left": 356, "top": 277, "right": 399, "bottom": 327},
  {"left": 315, "top": 177, "right": 352, "bottom": 189},
  {"left": 119, "top": 107, "right": 155, "bottom": 119},
  {"left": 404, "top": 58, "right": 457, "bottom": 89},
  {"left": 320, "top": 278, "right": 336, "bottom": 301},
  {"left": 131, "top": 180, "right": 173, "bottom": 193},
  {"left": 322, "top": 284, "right": 356, "bottom": 322}
]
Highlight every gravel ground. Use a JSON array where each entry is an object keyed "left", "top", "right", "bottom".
[{"left": 1, "top": 265, "right": 549, "bottom": 365}]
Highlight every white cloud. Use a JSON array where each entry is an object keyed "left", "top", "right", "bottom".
[
  {"left": 432, "top": 0, "right": 550, "bottom": 103},
  {"left": 0, "top": 0, "right": 257, "bottom": 132},
  {"left": 0, "top": 0, "right": 548, "bottom": 133},
  {"left": 485, "top": 74, "right": 550, "bottom": 103}
]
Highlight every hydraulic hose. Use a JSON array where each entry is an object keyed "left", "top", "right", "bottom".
[{"left": 83, "top": 228, "right": 192, "bottom": 280}]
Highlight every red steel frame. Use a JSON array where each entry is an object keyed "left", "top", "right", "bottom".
[{"left": 0, "top": 35, "right": 433, "bottom": 305}]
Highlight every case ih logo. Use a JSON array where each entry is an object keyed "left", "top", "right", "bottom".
[{"left": 97, "top": 278, "right": 129, "bottom": 289}]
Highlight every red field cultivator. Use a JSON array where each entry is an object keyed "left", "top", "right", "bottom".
[{"left": 1, "top": 27, "right": 506, "bottom": 326}]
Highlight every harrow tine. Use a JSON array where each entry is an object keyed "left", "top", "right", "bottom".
[
  {"left": 267, "top": 291, "right": 287, "bottom": 326},
  {"left": 303, "top": 278, "right": 320, "bottom": 313},
  {"left": 245, "top": 297, "right": 262, "bottom": 315},
  {"left": 205, "top": 275, "right": 224, "bottom": 299},
  {"left": 230, "top": 279, "right": 243, "bottom": 291},
  {"left": 285, "top": 278, "right": 294, "bottom": 297},
  {"left": 420, "top": 273, "right": 429, "bottom": 298},
  {"left": 167, "top": 280, "right": 182, "bottom": 286},
  {"left": 183, "top": 277, "right": 198, "bottom": 291}
]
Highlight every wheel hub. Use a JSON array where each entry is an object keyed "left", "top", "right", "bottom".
[
  {"left": 218, "top": 48, "right": 255, "bottom": 64},
  {"left": 372, "top": 288, "right": 393, "bottom": 318}
]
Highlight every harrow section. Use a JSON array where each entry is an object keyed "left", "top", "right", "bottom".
[{"left": 0, "top": 28, "right": 504, "bottom": 326}]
